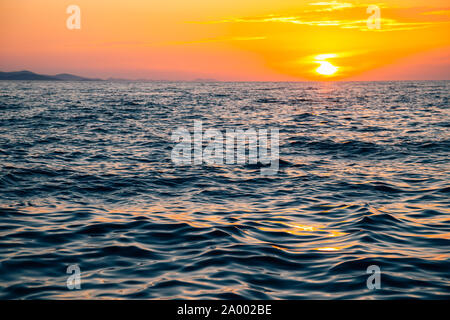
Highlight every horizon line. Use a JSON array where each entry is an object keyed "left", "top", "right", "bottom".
[{"left": 1, "top": 70, "right": 449, "bottom": 83}]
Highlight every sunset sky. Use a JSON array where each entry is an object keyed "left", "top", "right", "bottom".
[{"left": 1, "top": 0, "right": 449, "bottom": 81}]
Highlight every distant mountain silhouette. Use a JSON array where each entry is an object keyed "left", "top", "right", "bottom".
[{"left": 0, "top": 70, "right": 102, "bottom": 81}]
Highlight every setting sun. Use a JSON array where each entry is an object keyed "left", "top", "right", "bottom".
[
  {"left": 316, "top": 61, "right": 338, "bottom": 76},
  {"left": 314, "top": 54, "right": 339, "bottom": 76}
]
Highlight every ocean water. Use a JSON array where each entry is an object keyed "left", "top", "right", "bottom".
[{"left": 0, "top": 80, "right": 449, "bottom": 299}]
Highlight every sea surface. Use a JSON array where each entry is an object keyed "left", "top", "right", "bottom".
[{"left": 0, "top": 80, "right": 449, "bottom": 299}]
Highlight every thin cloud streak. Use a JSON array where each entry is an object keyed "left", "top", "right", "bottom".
[
  {"left": 165, "top": 36, "right": 267, "bottom": 46},
  {"left": 308, "top": 1, "right": 354, "bottom": 11},
  {"left": 190, "top": 15, "right": 448, "bottom": 32}
]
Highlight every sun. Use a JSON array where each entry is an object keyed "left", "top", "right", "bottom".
[
  {"left": 313, "top": 53, "right": 339, "bottom": 76},
  {"left": 316, "top": 61, "right": 338, "bottom": 76}
]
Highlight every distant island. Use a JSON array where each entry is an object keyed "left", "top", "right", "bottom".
[
  {"left": 0, "top": 70, "right": 219, "bottom": 82},
  {"left": 0, "top": 70, "right": 102, "bottom": 81}
]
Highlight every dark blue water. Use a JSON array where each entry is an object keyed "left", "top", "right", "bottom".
[{"left": 0, "top": 80, "right": 449, "bottom": 299}]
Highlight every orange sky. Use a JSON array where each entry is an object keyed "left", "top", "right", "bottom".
[{"left": 0, "top": 0, "right": 449, "bottom": 80}]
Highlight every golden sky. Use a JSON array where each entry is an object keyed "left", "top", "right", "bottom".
[{"left": 0, "top": 0, "right": 449, "bottom": 80}]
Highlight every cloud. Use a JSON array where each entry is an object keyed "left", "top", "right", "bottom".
[
  {"left": 190, "top": 15, "right": 447, "bottom": 32},
  {"left": 165, "top": 36, "right": 266, "bottom": 45},
  {"left": 308, "top": 1, "right": 354, "bottom": 11},
  {"left": 189, "top": 3, "right": 450, "bottom": 32},
  {"left": 422, "top": 10, "right": 450, "bottom": 16}
]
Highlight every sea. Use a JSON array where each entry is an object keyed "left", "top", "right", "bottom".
[{"left": 0, "top": 80, "right": 449, "bottom": 299}]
